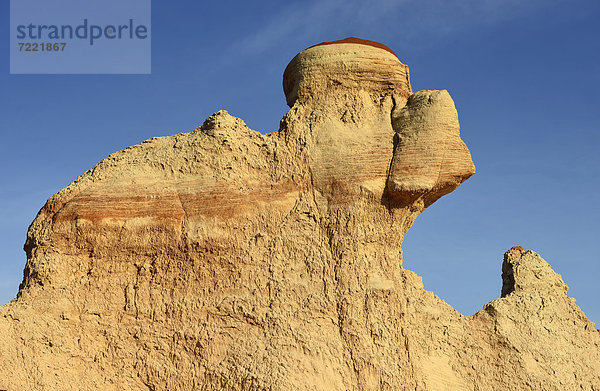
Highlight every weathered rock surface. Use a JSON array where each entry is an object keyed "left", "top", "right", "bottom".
[
  {"left": 0, "top": 38, "right": 598, "bottom": 390},
  {"left": 387, "top": 90, "right": 475, "bottom": 207}
]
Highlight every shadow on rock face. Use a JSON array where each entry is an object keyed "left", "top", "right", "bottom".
[{"left": 282, "top": 38, "right": 474, "bottom": 215}]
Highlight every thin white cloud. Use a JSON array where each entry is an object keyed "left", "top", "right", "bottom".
[{"left": 235, "top": 0, "right": 562, "bottom": 55}]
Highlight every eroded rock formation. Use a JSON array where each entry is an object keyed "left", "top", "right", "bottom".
[{"left": 0, "top": 38, "right": 598, "bottom": 391}]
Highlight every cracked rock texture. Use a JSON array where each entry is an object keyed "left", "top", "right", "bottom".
[{"left": 1, "top": 38, "right": 599, "bottom": 390}]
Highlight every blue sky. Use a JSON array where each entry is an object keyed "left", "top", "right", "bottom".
[{"left": 1, "top": 0, "right": 599, "bottom": 324}]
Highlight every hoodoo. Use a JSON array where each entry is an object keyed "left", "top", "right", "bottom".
[{"left": 0, "top": 38, "right": 598, "bottom": 390}]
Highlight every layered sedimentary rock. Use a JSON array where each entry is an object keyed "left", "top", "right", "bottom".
[
  {"left": 282, "top": 38, "right": 413, "bottom": 202},
  {"left": 0, "top": 38, "right": 598, "bottom": 390},
  {"left": 387, "top": 90, "right": 475, "bottom": 207}
]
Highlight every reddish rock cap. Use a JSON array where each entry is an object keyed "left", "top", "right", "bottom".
[{"left": 307, "top": 37, "right": 398, "bottom": 58}]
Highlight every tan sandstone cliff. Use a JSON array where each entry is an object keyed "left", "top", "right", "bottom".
[{"left": 0, "top": 38, "right": 598, "bottom": 390}]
